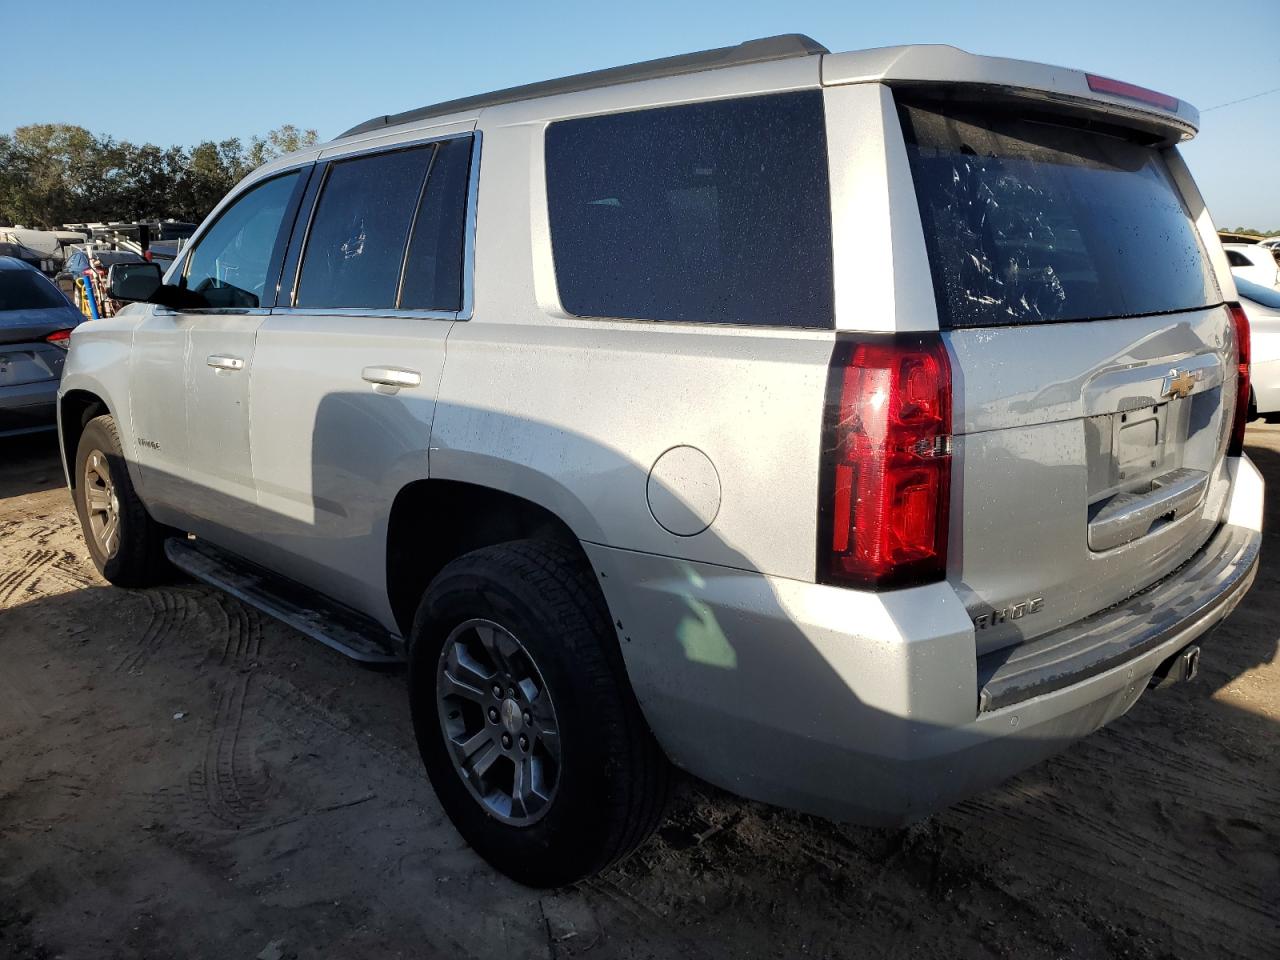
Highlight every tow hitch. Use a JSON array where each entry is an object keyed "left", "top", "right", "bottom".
[{"left": 1149, "top": 644, "right": 1201, "bottom": 690}]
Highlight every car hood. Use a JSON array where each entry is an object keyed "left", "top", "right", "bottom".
[{"left": 0, "top": 305, "right": 82, "bottom": 345}]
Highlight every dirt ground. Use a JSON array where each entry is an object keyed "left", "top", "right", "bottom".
[{"left": 0, "top": 427, "right": 1277, "bottom": 960}]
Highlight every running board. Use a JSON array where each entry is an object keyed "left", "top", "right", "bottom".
[{"left": 164, "top": 538, "right": 403, "bottom": 664}]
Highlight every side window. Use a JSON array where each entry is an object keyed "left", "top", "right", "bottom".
[
  {"left": 1226, "top": 250, "right": 1250, "bottom": 267},
  {"left": 183, "top": 172, "right": 299, "bottom": 308},
  {"left": 295, "top": 147, "right": 433, "bottom": 310},
  {"left": 399, "top": 136, "right": 473, "bottom": 312},
  {"left": 544, "top": 92, "right": 833, "bottom": 327}
]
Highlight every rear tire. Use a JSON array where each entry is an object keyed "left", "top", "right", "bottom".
[
  {"left": 72, "top": 414, "right": 172, "bottom": 587},
  {"left": 408, "top": 539, "right": 668, "bottom": 887}
]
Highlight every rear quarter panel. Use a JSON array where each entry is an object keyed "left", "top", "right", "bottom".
[{"left": 431, "top": 77, "right": 847, "bottom": 580}]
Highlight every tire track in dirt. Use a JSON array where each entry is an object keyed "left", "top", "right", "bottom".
[
  {"left": 209, "top": 593, "right": 263, "bottom": 666},
  {"left": 186, "top": 673, "right": 275, "bottom": 830},
  {"left": 0, "top": 548, "right": 58, "bottom": 609},
  {"left": 113, "top": 589, "right": 198, "bottom": 675},
  {"left": 258, "top": 674, "right": 422, "bottom": 780},
  {"left": 47, "top": 548, "right": 98, "bottom": 592}
]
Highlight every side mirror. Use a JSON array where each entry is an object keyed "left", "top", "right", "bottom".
[{"left": 107, "top": 261, "right": 164, "bottom": 302}]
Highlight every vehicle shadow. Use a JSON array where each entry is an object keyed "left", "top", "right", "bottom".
[{"left": 0, "top": 431, "right": 63, "bottom": 500}]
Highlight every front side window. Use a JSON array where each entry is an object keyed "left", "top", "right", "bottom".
[
  {"left": 296, "top": 147, "right": 433, "bottom": 310},
  {"left": 183, "top": 172, "right": 299, "bottom": 308},
  {"left": 545, "top": 92, "right": 834, "bottom": 327}
]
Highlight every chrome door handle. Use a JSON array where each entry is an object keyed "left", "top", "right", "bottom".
[
  {"left": 361, "top": 366, "right": 421, "bottom": 389},
  {"left": 207, "top": 355, "right": 245, "bottom": 371}
]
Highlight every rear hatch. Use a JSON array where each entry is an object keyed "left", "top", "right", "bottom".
[{"left": 895, "top": 94, "right": 1234, "bottom": 654}]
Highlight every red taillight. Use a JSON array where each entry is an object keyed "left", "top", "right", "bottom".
[
  {"left": 45, "top": 329, "right": 72, "bottom": 347},
  {"left": 1228, "top": 302, "right": 1251, "bottom": 457},
  {"left": 1085, "top": 73, "right": 1180, "bottom": 112},
  {"left": 819, "top": 336, "right": 952, "bottom": 589}
]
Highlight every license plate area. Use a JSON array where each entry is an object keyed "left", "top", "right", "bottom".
[{"left": 1085, "top": 399, "right": 1191, "bottom": 505}]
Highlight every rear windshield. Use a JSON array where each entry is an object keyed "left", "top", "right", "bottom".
[
  {"left": 0, "top": 269, "right": 69, "bottom": 311},
  {"left": 898, "top": 100, "right": 1219, "bottom": 329}
]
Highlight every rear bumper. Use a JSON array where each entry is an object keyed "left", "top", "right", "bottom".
[
  {"left": 0, "top": 379, "right": 59, "bottom": 437},
  {"left": 586, "top": 454, "right": 1263, "bottom": 826},
  {"left": 976, "top": 520, "right": 1259, "bottom": 712}
]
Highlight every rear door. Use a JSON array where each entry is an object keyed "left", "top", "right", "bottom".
[
  {"left": 243, "top": 131, "right": 476, "bottom": 622},
  {"left": 894, "top": 97, "right": 1234, "bottom": 654}
]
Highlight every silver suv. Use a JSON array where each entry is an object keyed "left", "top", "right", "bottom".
[{"left": 58, "top": 35, "right": 1263, "bottom": 887}]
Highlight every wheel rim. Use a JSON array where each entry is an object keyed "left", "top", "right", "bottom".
[
  {"left": 436, "top": 618, "right": 561, "bottom": 826},
  {"left": 83, "top": 449, "right": 121, "bottom": 559}
]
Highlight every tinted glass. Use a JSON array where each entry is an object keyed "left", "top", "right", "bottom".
[
  {"left": 899, "top": 100, "right": 1217, "bottom": 329},
  {"left": 296, "top": 147, "right": 432, "bottom": 309},
  {"left": 399, "top": 137, "right": 472, "bottom": 312},
  {"left": 1225, "top": 250, "right": 1250, "bottom": 267},
  {"left": 0, "top": 269, "right": 70, "bottom": 310},
  {"left": 545, "top": 92, "right": 833, "bottom": 327},
  {"left": 184, "top": 172, "right": 298, "bottom": 308}
]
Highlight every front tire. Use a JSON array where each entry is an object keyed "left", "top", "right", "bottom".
[
  {"left": 72, "top": 414, "right": 172, "bottom": 587},
  {"left": 409, "top": 539, "right": 668, "bottom": 887}
]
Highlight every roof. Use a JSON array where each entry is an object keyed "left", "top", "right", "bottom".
[
  {"left": 338, "top": 34, "right": 828, "bottom": 139},
  {"left": 0, "top": 255, "right": 40, "bottom": 272}
]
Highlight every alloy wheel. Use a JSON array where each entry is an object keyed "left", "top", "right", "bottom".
[
  {"left": 83, "top": 449, "right": 121, "bottom": 559},
  {"left": 436, "top": 618, "right": 562, "bottom": 825}
]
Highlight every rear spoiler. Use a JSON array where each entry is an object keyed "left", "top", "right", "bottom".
[{"left": 822, "top": 45, "right": 1198, "bottom": 143}]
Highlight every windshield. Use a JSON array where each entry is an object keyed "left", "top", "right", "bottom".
[
  {"left": 898, "top": 99, "right": 1219, "bottom": 329},
  {"left": 0, "top": 268, "right": 71, "bottom": 311}
]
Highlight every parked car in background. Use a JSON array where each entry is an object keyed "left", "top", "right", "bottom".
[
  {"left": 1223, "top": 242, "right": 1279, "bottom": 287},
  {"left": 145, "top": 240, "right": 182, "bottom": 269},
  {"left": 59, "top": 35, "right": 1262, "bottom": 887},
  {"left": 1238, "top": 275, "right": 1280, "bottom": 421},
  {"left": 0, "top": 257, "right": 81, "bottom": 437},
  {"left": 1258, "top": 237, "right": 1280, "bottom": 252}
]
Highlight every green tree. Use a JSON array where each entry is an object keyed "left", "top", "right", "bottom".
[{"left": 0, "top": 123, "right": 319, "bottom": 227}]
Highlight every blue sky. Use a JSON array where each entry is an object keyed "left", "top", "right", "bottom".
[{"left": 5, "top": 0, "right": 1278, "bottom": 226}]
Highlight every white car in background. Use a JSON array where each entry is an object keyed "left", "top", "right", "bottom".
[
  {"left": 1223, "top": 243, "right": 1279, "bottom": 288},
  {"left": 1238, "top": 276, "right": 1280, "bottom": 421}
]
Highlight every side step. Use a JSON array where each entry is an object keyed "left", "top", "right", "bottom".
[{"left": 165, "top": 538, "right": 403, "bottom": 664}]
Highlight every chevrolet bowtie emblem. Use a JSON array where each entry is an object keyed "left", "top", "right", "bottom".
[{"left": 1163, "top": 368, "right": 1201, "bottom": 400}]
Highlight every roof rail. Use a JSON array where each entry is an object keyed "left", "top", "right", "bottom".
[{"left": 337, "top": 34, "right": 828, "bottom": 139}]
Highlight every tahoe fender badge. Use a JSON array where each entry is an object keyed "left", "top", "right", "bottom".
[{"left": 973, "top": 597, "right": 1044, "bottom": 630}]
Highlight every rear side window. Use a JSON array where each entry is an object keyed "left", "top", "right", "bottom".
[
  {"left": 898, "top": 100, "right": 1218, "bottom": 329},
  {"left": 1225, "top": 250, "right": 1251, "bottom": 267},
  {"left": 399, "top": 137, "right": 472, "bottom": 312},
  {"left": 297, "top": 147, "right": 433, "bottom": 309},
  {"left": 545, "top": 92, "right": 833, "bottom": 327},
  {"left": 0, "top": 269, "right": 69, "bottom": 310}
]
